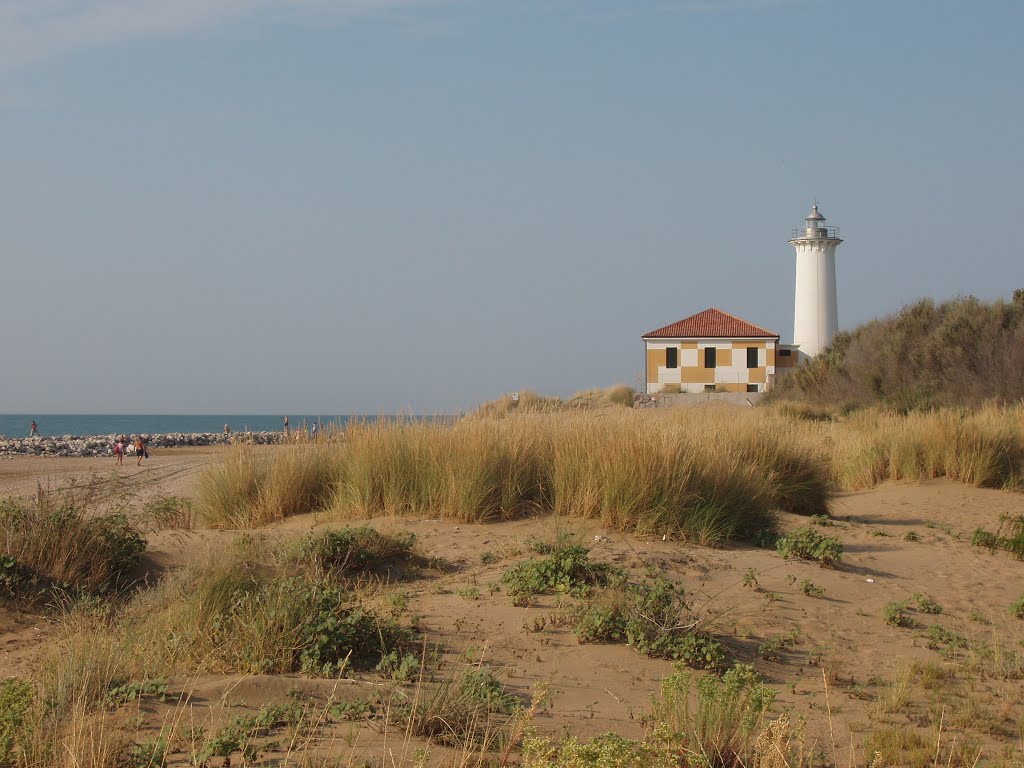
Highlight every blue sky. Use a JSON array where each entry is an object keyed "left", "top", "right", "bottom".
[{"left": 1, "top": 0, "right": 1021, "bottom": 414}]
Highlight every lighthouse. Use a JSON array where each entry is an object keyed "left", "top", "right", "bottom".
[{"left": 790, "top": 203, "right": 842, "bottom": 359}]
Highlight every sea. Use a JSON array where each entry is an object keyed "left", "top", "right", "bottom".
[{"left": 0, "top": 414, "right": 398, "bottom": 439}]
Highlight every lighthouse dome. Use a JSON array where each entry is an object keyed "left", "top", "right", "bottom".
[{"left": 805, "top": 204, "right": 825, "bottom": 221}]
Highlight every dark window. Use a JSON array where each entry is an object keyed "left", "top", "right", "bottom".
[
  {"left": 704, "top": 384, "right": 716, "bottom": 393},
  {"left": 747, "top": 384, "right": 759, "bottom": 393},
  {"left": 704, "top": 347, "right": 716, "bottom": 368},
  {"left": 747, "top": 347, "right": 758, "bottom": 368},
  {"left": 666, "top": 347, "right": 678, "bottom": 369},
  {"left": 779, "top": 349, "right": 792, "bottom": 357}
]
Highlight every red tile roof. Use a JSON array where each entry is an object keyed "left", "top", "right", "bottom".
[{"left": 642, "top": 308, "right": 779, "bottom": 339}]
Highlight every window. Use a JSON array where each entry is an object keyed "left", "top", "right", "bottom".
[
  {"left": 704, "top": 347, "right": 716, "bottom": 368},
  {"left": 704, "top": 384, "right": 716, "bottom": 393},
  {"left": 746, "top": 347, "right": 758, "bottom": 368},
  {"left": 666, "top": 347, "right": 678, "bottom": 369},
  {"left": 779, "top": 349, "right": 792, "bottom": 357},
  {"left": 747, "top": 384, "right": 759, "bottom": 393}
]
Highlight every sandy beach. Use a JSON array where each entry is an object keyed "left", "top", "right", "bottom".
[{"left": 3, "top": 446, "right": 1023, "bottom": 765}]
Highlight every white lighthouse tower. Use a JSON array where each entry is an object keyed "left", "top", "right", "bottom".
[{"left": 790, "top": 203, "right": 842, "bottom": 359}]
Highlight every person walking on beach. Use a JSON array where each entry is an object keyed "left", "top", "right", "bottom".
[
  {"left": 134, "top": 436, "right": 148, "bottom": 466},
  {"left": 29, "top": 420, "right": 38, "bottom": 437},
  {"left": 283, "top": 416, "right": 289, "bottom": 436},
  {"left": 114, "top": 438, "right": 124, "bottom": 465},
  {"left": 311, "top": 422, "right": 318, "bottom": 441},
  {"left": 223, "top": 424, "right": 231, "bottom": 439}
]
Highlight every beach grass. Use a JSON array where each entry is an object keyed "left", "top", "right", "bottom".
[{"left": 196, "top": 409, "right": 839, "bottom": 542}]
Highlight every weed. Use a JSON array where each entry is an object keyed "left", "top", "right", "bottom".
[
  {"left": 799, "top": 580, "right": 825, "bottom": 598},
  {"left": 741, "top": 568, "right": 759, "bottom": 589},
  {"left": 456, "top": 586, "right": 481, "bottom": 600},
  {"left": 926, "top": 625, "right": 968, "bottom": 656},
  {"left": 292, "top": 526, "right": 418, "bottom": 580},
  {"left": 480, "top": 551, "right": 497, "bottom": 564},
  {"left": 903, "top": 530, "right": 920, "bottom": 542},
  {"left": 143, "top": 496, "right": 194, "bottom": 531},
  {"left": 911, "top": 593, "right": 943, "bottom": 614},
  {"left": 810, "top": 514, "right": 833, "bottom": 526},
  {"left": 0, "top": 677, "right": 33, "bottom": 767},
  {"left": 775, "top": 526, "right": 843, "bottom": 566},
  {"left": 103, "top": 678, "right": 170, "bottom": 708},
  {"left": 971, "top": 514, "right": 1024, "bottom": 559},
  {"left": 758, "top": 630, "right": 800, "bottom": 661},
  {"left": 501, "top": 546, "right": 621, "bottom": 605},
  {"left": 1011, "top": 594, "right": 1024, "bottom": 619},
  {"left": 883, "top": 601, "right": 914, "bottom": 628}
]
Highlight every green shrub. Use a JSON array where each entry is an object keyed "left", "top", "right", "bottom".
[
  {"left": 926, "top": 625, "right": 968, "bottom": 656},
  {"left": 292, "top": 526, "right": 418, "bottom": 580},
  {"left": 210, "top": 577, "right": 409, "bottom": 676},
  {"left": 912, "top": 593, "right": 942, "bottom": 614},
  {"left": 775, "top": 526, "right": 842, "bottom": 566},
  {"left": 574, "top": 605, "right": 626, "bottom": 644},
  {"left": 0, "top": 678, "right": 34, "bottom": 768},
  {"left": 799, "top": 580, "right": 825, "bottom": 598},
  {"left": 501, "top": 546, "right": 621, "bottom": 605},
  {"left": 1011, "top": 594, "right": 1024, "bottom": 619},
  {"left": 883, "top": 601, "right": 913, "bottom": 628}
]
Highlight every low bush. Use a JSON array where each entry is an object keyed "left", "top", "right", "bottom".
[
  {"left": 291, "top": 526, "right": 418, "bottom": 580},
  {"left": 912, "top": 593, "right": 942, "bottom": 614},
  {"left": 883, "top": 601, "right": 914, "bottom": 628},
  {"left": 573, "top": 579, "right": 727, "bottom": 671},
  {"left": 775, "top": 526, "right": 843, "bottom": 566},
  {"left": 501, "top": 546, "right": 622, "bottom": 605},
  {"left": 122, "top": 544, "right": 413, "bottom": 678}
]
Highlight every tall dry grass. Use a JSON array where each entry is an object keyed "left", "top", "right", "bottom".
[
  {"left": 197, "top": 409, "right": 834, "bottom": 542},
  {"left": 831, "top": 405, "right": 1024, "bottom": 491},
  {"left": 195, "top": 405, "right": 1024, "bottom": 541},
  {"left": 0, "top": 499, "right": 145, "bottom": 596}
]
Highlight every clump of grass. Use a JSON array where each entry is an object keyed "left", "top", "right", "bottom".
[
  {"left": 290, "top": 526, "right": 418, "bottom": 581},
  {"left": 119, "top": 540, "right": 413, "bottom": 678},
  {"left": 199, "top": 411, "right": 837, "bottom": 544},
  {"left": 408, "top": 668, "right": 519, "bottom": 749},
  {"left": 775, "top": 526, "right": 842, "bottom": 566},
  {"left": 198, "top": 445, "right": 338, "bottom": 528},
  {"left": 0, "top": 499, "right": 144, "bottom": 600},
  {"left": 521, "top": 663, "right": 779, "bottom": 768},
  {"left": 143, "top": 496, "right": 194, "bottom": 531},
  {"left": 833, "top": 406, "right": 1024, "bottom": 492}
]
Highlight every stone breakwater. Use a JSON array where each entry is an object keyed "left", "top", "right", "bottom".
[{"left": 0, "top": 432, "right": 283, "bottom": 458}]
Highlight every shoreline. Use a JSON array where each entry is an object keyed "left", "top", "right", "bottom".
[{"left": 0, "top": 431, "right": 285, "bottom": 458}]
